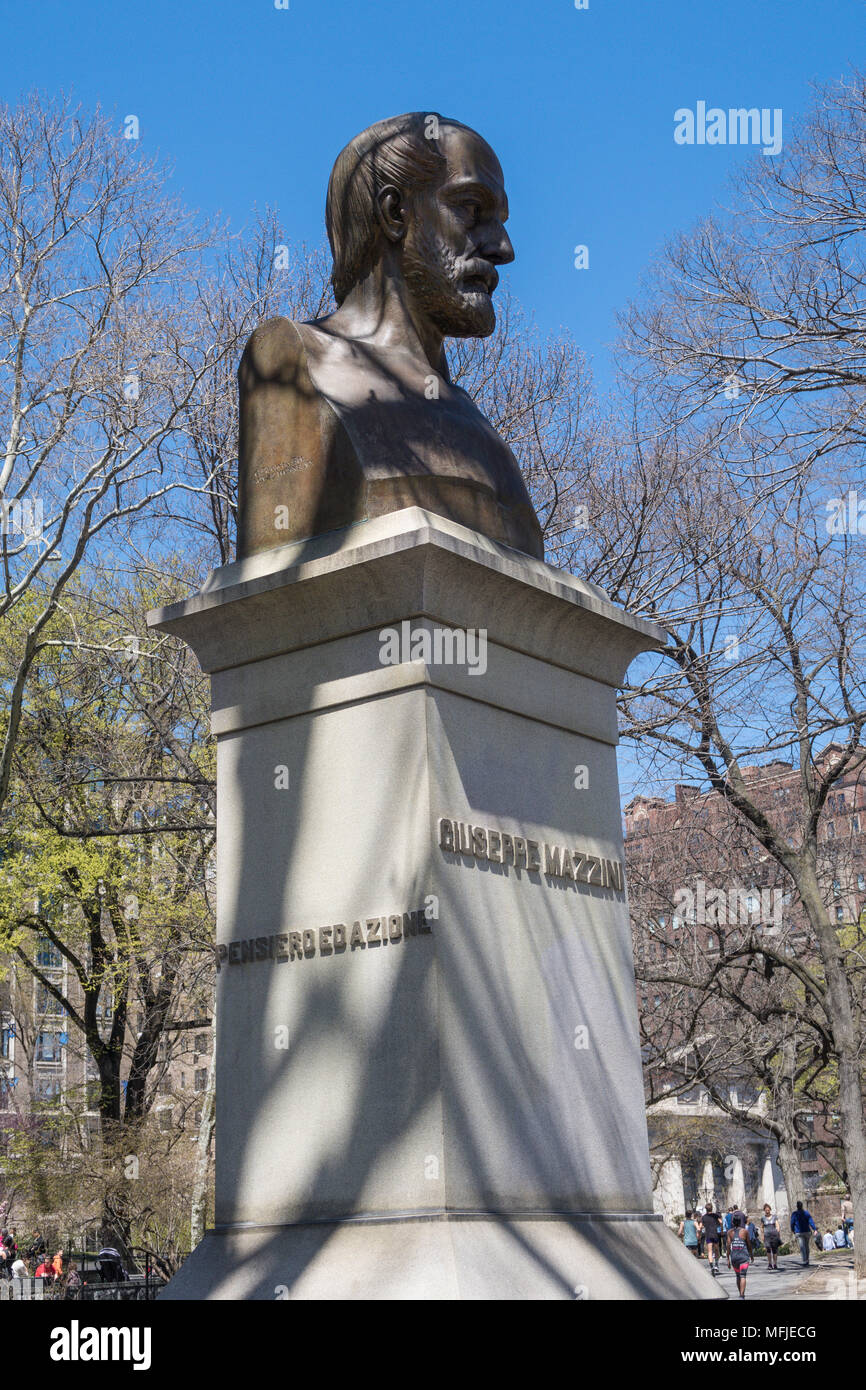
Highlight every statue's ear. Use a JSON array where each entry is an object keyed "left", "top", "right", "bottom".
[{"left": 374, "top": 184, "right": 406, "bottom": 244}]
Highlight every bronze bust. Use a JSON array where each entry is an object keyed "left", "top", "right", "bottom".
[{"left": 237, "top": 113, "right": 543, "bottom": 561}]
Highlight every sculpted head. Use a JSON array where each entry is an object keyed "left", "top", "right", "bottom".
[{"left": 325, "top": 113, "right": 514, "bottom": 338}]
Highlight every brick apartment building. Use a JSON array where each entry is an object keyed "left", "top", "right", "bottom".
[
  {"left": 624, "top": 746, "right": 866, "bottom": 1222},
  {"left": 0, "top": 935, "right": 213, "bottom": 1211}
]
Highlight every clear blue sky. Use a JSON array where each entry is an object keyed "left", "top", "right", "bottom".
[
  {"left": 4, "top": 0, "right": 862, "bottom": 384},
  {"left": 3, "top": 0, "right": 861, "bottom": 806}
]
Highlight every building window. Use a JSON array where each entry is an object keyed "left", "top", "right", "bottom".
[
  {"left": 35, "top": 983, "right": 65, "bottom": 1016},
  {"left": 158, "top": 1109, "right": 173, "bottom": 1131},
  {"left": 35, "top": 1031, "right": 64, "bottom": 1063},
  {"left": 707, "top": 934, "right": 715, "bottom": 950},
  {"left": 836, "top": 906, "right": 845, "bottom": 921},
  {"left": 33, "top": 1075, "right": 63, "bottom": 1102},
  {"left": 195, "top": 1033, "right": 208, "bottom": 1054},
  {"left": 858, "top": 874, "right": 866, "bottom": 893},
  {"left": 194, "top": 1068, "right": 208, "bottom": 1093},
  {"left": 1, "top": 1021, "right": 13, "bottom": 1059},
  {"left": 827, "top": 821, "right": 836, "bottom": 839},
  {"left": 35, "top": 937, "right": 62, "bottom": 969}
]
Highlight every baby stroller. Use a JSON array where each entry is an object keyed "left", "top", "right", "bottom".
[{"left": 96, "top": 1247, "right": 126, "bottom": 1282}]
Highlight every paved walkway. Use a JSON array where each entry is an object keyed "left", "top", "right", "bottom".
[
  {"left": 691, "top": 1247, "right": 862, "bottom": 1301},
  {"left": 789, "top": 1249, "right": 864, "bottom": 1300},
  {"left": 697, "top": 1253, "right": 816, "bottom": 1302}
]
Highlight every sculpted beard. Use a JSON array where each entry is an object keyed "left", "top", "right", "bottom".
[{"left": 402, "top": 222, "right": 496, "bottom": 339}]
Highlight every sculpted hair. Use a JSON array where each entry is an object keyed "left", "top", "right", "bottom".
[{"left": 326, "top": 113, "right": 463, "bottom": 305}]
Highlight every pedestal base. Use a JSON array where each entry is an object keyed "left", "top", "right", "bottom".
[
  {"left": 161, "top": 1214, "right": 722, "bottom": 1300},
  {"left": 150, "top": 509, "right": 726, "bottom": 1302}
]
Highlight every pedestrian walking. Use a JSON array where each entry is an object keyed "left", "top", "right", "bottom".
[
  {"left": 790, "top": 1201, "right": 818, "bottom": 1266},
  {"left": 701, "top": 1202, "right": 722, "bottom": 1274},
  {"left": 678, "top": 1211, "right": 702, "bottom": 1256},
  {"left": 760, "top": 1204, "right": 782, "bottom": 1270},
  {"left": 841, "top": 1194, "right": 854, "bottom": 1248},
  {"left": 727, "top": 1217, "right": 753, "bottom": 1300},
  {"left": 723, "top": 1208, "right": 736, "bottom": 1267}
]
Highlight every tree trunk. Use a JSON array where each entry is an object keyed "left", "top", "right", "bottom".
[
  {"left": 800, "top": 871, "right": 866, "bottom": 1281},
  {"left": 776, "top": 1136, "right": 804, "bottom": 1214},
  {"left": 834, "top": 1047, "right": 866, "bottom": 1282},
  {"left": 96, "top": 1049, "right": 123, "bottom": 1127}
]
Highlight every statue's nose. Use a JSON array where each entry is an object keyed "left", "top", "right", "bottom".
[{"left": 484, "top": 224, "right": 514, "bottom": 267}]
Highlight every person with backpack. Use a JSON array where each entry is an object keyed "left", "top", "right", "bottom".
[
  {"left": 727, "top": 1216, "right": 753, "bottom": 1299},
  {"left": 790, "top": 1201, "right": 818, "bottom": 1266}
]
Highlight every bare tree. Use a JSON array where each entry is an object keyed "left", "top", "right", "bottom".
[{"left": 0, "top": 92, "right": 233, "bottom": 815}]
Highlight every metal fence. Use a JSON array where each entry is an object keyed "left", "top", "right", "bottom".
[
  {"left": 1, "top": 1271, "right": 166, "bottom": 1300},
  {"left": 67, "top": 1276, "right": 165, "bottom": 1301},
  {"left": 0, "top": 1277, "right": 49, "bottom": 1301}
]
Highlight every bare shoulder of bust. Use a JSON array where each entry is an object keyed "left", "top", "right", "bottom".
[
  {"left": 237, "top": 318, "right": 364, "bottom": 559},
  {"left": 238, "top": 316, "right": 309, "bottom": 388}
]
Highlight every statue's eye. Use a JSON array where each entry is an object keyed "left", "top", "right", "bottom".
[{"left": 463, "top": 201, "right": 481, "bottom": 221}]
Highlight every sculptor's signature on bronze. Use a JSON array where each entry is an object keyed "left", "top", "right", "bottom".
[{"left": 251, "top": 457, "right": 315, "bottom": 485}]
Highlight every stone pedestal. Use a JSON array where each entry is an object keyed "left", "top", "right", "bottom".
[{"left": 148, "top": 507, "right": 721, "bottom": 1299}]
